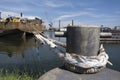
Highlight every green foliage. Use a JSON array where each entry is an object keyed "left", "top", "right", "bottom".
[{"left": 0, "top": 69, "right": 40, "bottom": 80}]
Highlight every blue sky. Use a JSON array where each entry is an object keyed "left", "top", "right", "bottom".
[{"left": 0, "top": 0, "right": 120, "bottom": 28}]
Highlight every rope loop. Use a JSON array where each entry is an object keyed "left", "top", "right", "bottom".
[{"left": 34, "top": 33, "right": 112, "bottom": 73}]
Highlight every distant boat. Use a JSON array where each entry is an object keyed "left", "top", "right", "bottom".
[{"left": 0, "top": 16, "right": 45, "bottom": 37}]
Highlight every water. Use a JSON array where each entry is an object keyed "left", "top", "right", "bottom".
[
  {"left": 0, "top": 32, "right": 120, "bottom": 77},
  {"left": 0, "top": 32, "right": 64, "bottom": 76},
  {"left": 104, "top": 44, "right": 120, "bottom": 71}
]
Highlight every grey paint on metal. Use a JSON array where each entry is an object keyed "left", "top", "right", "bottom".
[
  {"left": 66, "top": 26, "right": 100, "bottom": 56},
  {"left": 39, "top": 68, "right": 120, "bottom": 80}
]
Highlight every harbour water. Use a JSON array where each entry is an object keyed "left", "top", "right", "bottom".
[{"left": 0, "top": 32, "right": 119, "bottom": 76}]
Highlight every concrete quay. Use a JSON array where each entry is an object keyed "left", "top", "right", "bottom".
[{"left": 39, "top": 68, "right": 120, "bottom": 80}]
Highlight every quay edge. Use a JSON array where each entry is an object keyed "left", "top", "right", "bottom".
[{"left": 39, "top": 68, "right": 120, "bottom": 80}]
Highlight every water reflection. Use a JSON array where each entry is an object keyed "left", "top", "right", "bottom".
[{"left": 0, "top": 32, "right": 63, "bottom": 76}]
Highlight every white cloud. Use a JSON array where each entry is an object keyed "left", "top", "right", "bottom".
[
  {"left": 55, "top": 14, "right": 76, "bottom": 20},
  {"left": 3, "top": 7, "right": 29, "bottom": 12},
  {"left": 1, "top": 11, "right": 41, "bottom": 19},
  {"left": 0, "top": 2, "right": 32, "bottom": 12},
  {"left": 54, "top": 11, "right": 106, "bottom": 21},
  {"left": 28, "top": 0, "right": 44, "bottom": 7},
  {"left": 45, "top": 1, "right": 64, "bottom": 7},
  {"left": 44, "top": 0, "right": 73, "bottom": 8},
  {"left": 55, "top": 12, "right": 89, "bottom": 20},
  {"left": 1, "top": 11, "right": 20, "bottom": 18}
]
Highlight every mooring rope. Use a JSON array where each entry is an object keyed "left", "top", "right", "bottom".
[
  {"left": 34, "top": 33, "right": 112, "bottom": 73},
  {"left": 64, "top": 44, "right": 113, "bottom": 68}
]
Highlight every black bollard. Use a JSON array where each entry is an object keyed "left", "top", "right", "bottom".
[
  {"left": 66, "top": 26, "right": 100, "bottom": 56},
  {"left": 65, "top": 26, "right": 101, "bottom": 73}
]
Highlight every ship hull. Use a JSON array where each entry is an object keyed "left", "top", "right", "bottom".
[
  {"left": 0, "top": 20, "right": 45, "bottom": 37},
  {"left": 0, "top": 29, "right": 24, "bottom": 37}
]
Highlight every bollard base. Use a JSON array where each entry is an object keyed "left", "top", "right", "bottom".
[{"left": 64, "top": 62, "right": 105, "bottom": 74}]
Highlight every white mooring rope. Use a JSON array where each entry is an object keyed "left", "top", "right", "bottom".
[
  {"left": 64, "top": 44, "right": 113, "bottom": 68},
  {"left": 34, "top": 33, "right": 112, "bottom": 69}
]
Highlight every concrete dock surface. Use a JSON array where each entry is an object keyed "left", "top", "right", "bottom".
[{"left": 39, "top": 68, "right": 120, "bottom": 80}]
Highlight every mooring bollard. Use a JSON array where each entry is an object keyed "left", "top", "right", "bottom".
[
  {"left": 66, "top": 26, "right": 100, "bottom": 56},
  {"left": 64, "top": 26, "right": 101, "bottom": 73}
]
